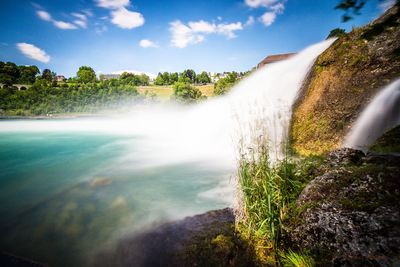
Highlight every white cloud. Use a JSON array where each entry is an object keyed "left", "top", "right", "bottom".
[
  {"left": 95, "top": 0, "right": 130, "bottom": 9},
  {"left": 96, "top": 0, "right": 145, "bottom": 30},
  {"left": 270, "top": 2, "right": 285, "bottom": 13},
  {"left": 260, "top": 12, "right": 276, "bottom": 26},
  {"left": 36, "top": 8, "right": 84, "bottom": 30},
  {"left": 189, "top": 20, "right": 216, "bottom": 33},
  {"left": 139, "top": 39, "right": 158, "bottom": 48},
  {"left": 110, "top": 7, "right": 144, "bottom": 29},
  {"left": 217, "top": 22, "right": 243, "bottom": 38},
  {"left": 245, "top": 15, "right": 255, "bottom": 26},
  {"left": 53, "top": 20, "right": 78, "bottom": 29},
  {"left": 37, "top": 10, "right": 52, "bottom": 21},
  {"left": 170, "top": 20, "right": 203, "bottom": 48},
  {"left": 74, "top": 19, "right": 87, "bottom": 28},
  {"left": 245, "top": 0, "right": 279, "bottom": 8},
  {"left": 72, "top": 12, "right": 88, "bottom": 28},
  {"left": 245, "top": 0, "right": 285, "bottom": 27},
  {"left": 16, "top": 43, "right": 50, "bottom": 63},
  {"left": 170, "top": 19, "right": 243, "bottom": 48}
]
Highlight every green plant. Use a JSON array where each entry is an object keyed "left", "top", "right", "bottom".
[
  {"left": 280, "top": 250, "right": 315, "bottom": 267},
  {"left": 237, "top": 144, "right": 302, "bottom": 248}
]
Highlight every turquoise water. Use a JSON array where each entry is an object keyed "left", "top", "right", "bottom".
[{"left": 0, "top": 131, "right": 233, "bottom": 266}]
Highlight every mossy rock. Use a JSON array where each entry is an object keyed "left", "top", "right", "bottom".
[
  {"left": 291, "top": 5, "right": 400, "bottom": 156},
  {"left": 370, "top": 125, "right": 400, "bottom": 153}
]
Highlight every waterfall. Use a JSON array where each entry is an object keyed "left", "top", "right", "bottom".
[
  {"left": 344, "top": 78, "right": 400, "bottom": 151},
  {"left": 0, "top": 39, "right": 334, "bottom": 167}
]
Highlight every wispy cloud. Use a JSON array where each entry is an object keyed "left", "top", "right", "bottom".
[
  {"left": 245, "top": 15, "right": 255, "bottom": 26},
  {"left": 53, "top": 20, "right": 78, "bottom": 30},
  {"left": 36, "top": 10, "right": 52, "bottom": 21},
  {"left": 245, "top": 0, "right": 286, "bottom": 27},
  {"left": 95, "top": 0, "right": 129, "bottom": 9},
  {"left": 35, "top": 8, "right": 89, "bottom": 30},
  {"left": 95, "top": 22, "right": 108, "bottom": 34},
  {"left": 95, "top": 0, "right": 145, "bottom": 29},
  {"left": 16, "top": 43, "right": 50, "bottom": 63},
  {"left": 139, "top": 39, "right": 158, "bottom": 48},
  {"left": 72, "top": 12, "right": 89, "bottom": 28},
  {"left": 170, "top": 19, "right": 243, "bottom": 48}
]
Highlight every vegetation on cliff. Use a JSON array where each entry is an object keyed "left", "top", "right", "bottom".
[{"left": 291, "top": 4, "right": 400, "bottom": 155}]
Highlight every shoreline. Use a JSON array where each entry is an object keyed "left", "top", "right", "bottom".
[{"left": 0, "top": 114, "right": 103, "bottom": 120}]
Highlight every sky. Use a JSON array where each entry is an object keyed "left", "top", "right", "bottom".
[{"left": 0, "top": 0, "right": 394, "bottom": 77}]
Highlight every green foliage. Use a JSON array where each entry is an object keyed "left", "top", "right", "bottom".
[
  {"left": 238, "top": 145, "right": 303, "bottom": 247},
  {"left": 172, "top": 81, "right": 205, "bottom": 103},
  {"left": 18, "top": 65, "right": 40, "bottom": 84},
  {"left": 77, "top": 66, "right": 96, "bottom": 83},
  {"left": 41, "top": 69, "right": 55, "bottom": 82},
  {"left": 0, "top": 81, "right": 142, "bottom": 115},
  {"left": 196, "top": 71, "right": 211, "bottom": 84},
  {"left": 369, "top": 125, "right": 400, "bottom": 153},
  {"left": 280, "top": 250, "right": 315, "bottom": 267},
  {"left": 0, "top": 61, "right": 39, "bottom": 85},
  {"left": 120, "top": 72, "right": 150, "bottom": 86},
  {"left": 327, "top": 28, "right": 347, "bottom": 39},
  {"left": 335, "top": 0, "right": 399, "bottom": 22},
  {"left": 214, "top": 72, "right": 238, "bottom": 95},
  {"left": 182, "top": 69, "right": 196, "bottom": 83}
]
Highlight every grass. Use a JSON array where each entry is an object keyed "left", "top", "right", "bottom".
[
  {"left": 137, "top": 84, "right": 214, "bottom": 101},
  {"left": 237, "top": 143, "right": 307, "bottom": 263},
  {"left": 280, "top": 250, "right": 315, "bottom": 267}
]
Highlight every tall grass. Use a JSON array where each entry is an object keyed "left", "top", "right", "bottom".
[{"left": 237, "top": 143, "right": 302, "bottom": 248}]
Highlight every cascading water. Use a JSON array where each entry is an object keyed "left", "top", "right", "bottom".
[
  {"left": 0, "top": 39, "right": 334, "bottom": 166},
  {"left": 344, "top": 78, "right": 400, "bottom": 151},
  {"left": 0, "top": 39, "right": 334, "bottom": 267}
]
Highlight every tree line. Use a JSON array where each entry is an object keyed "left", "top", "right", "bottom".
[{"left": 154, "top": 70, "right": 211, "bottom": 85}]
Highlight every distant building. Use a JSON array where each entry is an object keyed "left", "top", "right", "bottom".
[
  {"left": 54, "top": 75, "right": 66, "bottom": 82},
  {"left": 100, "top": 74, "right": 120, "bottom": 80},
  {"left": 257, "top": 53, "right": 296, "bottom": 69}
]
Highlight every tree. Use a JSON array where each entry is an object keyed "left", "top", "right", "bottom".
[
  {"left": 196, "top": 71, "right": 211, "bottom": 84},
  {"left": 18, "top": 65, "right": 40, "bottom": 84},
  {"left": 327, "top": 28, "right": 347, "bottom": 39},
  {"left": 138, "top": 74, "right": 150, "bottom": 86},
  {"left": 0, "top": 61, "right": 20, "bottom": 85},
  {"left": 77, "top": 66, "right": 96, "bottom": 83},
  {"left": 214, "top": 72, "right": 238, "bottom": 95},
  {"left": 154, "top": 72, "right": 165, "bottom": 85},
  {"left": 172, "top": 81, "right": 205, "bottom": 103},
  {"left": 170, "top": 72, "right": 179, "bottom": 84},
  {"left": 182, "top": 69, "right": 196, "bottom": 83},
  {"left": 42, "top": 69, "right": 54, "bottom": 82},
  {"left": 335, "top": 0, "right": 399, "bottom": 21}
]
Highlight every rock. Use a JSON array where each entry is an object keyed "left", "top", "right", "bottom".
[
  {"left": 287, "top": 148, "right": 400, "bottom": 266},
  {"left": 326, "top": 148, "right": 365, "bottom": 166},
  {"left": 90, "top": 208, "right": 256, "bottom": 267},
  {"left": 89, "top": 177, "right": 112, "bottom": 187}
]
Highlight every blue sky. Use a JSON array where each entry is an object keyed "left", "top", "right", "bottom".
[{"left": 0, "top": 0, "right": 392, "bottom": 77}]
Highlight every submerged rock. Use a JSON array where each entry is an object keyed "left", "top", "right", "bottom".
[
  {"left": 91, "top": 208, "right": 255, "bottom": 267},
  {"left": 287, "top": 148, "right": 400, "bottom": 266},
  {"left": 89, "top": 177, "right": 112, "bottom": 187}
]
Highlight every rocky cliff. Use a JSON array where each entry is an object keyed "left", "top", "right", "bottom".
[{"left": 291, "top": 4, "right": 400, "bottom": 155}]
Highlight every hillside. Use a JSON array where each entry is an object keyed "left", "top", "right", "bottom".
[{"left": 291, "top": 4, "right": 400, "bottom": 155}]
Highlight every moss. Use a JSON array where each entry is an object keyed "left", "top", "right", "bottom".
[
  {"left": 370, "top": 125, "right": 400, "bottom": 153},
  {"left": 291, "top": 5, "right": 400, "bottom": 156}
]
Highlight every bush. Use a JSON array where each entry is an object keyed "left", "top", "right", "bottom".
[
  {"left": 214, "top": 72, "right": 238, "bottom": 95},
  {"left": 172, "top": 82, "right": 205, "bottom": 103}
]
